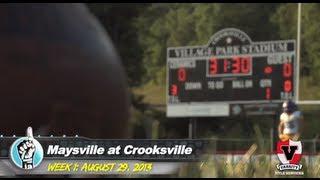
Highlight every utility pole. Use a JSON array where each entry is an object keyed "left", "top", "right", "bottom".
[{"left": 296, "top": 3, "right": 301, "bottom": 103}]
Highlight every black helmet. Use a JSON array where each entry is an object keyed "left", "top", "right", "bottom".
[{"left": 282, "top": 100, "right": 298, "bottom": 113}]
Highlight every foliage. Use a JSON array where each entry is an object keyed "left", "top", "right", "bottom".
[
  {"left": 87, "top": 3, "right": 320, "bottom": 139},
  {"left": 272, "top": 3, "right": 320, "bottom": 82},
  {"left": 135, "top": 3, "right": 280, "bottom": 84},
  {"left": 85, "top": 4, "right": 320, "bottom": 177},
  {"left": 87, "top": 3, "right": 148, "bottom": 87}
]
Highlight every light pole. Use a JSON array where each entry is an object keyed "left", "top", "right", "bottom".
[{"left": 296, "top": 3, "right": 301, "bottom": 103}]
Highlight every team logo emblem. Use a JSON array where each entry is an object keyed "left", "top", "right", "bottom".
[
  {"left": 276, "top": 139, "right": 302, "bottom": 171},
  {"left": 10, "top": 127, "right": 44, "bottom": 170}
]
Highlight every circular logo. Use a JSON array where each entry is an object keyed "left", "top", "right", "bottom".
[{"left": 10, "top": 136, "right": 44, "bottom": 170}]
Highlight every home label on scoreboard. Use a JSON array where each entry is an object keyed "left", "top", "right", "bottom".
[{"left": 167, "top": 28, "right": 296, "bottom": 117}]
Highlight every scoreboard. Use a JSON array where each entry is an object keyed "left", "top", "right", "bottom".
[{"left": 167, "top": 28, "right": 296, "bottom": 117}]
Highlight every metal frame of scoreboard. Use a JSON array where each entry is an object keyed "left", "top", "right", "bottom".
[{"left": 166, "top": 28, "right": 296, "bottom": 118}]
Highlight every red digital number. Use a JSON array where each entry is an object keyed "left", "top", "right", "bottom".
[
  {"left": 171, "top": 84, "right": 178, "bottom": 96},
  {"left": 266, "top": 88, "right": 271, "bottom": 100},
  {"left": 283, "top": 63, "right": 292, "bottom": 78},
  {"left": 178, "top": 68, "right": 186, "bottom": 82},
  {"left": 241, "top": 57, "right": 251, "bottom": 74},
  {"left": 209, "top": 57, "right": 218, "bottom": 74},
  {"left": 232, "top": 56, "right": 241, "bottom": 73},
  {"left": 284, "top": 80, "right": 292, "bottom": 92},
  {"left": 264, "top": 66, "right": 272, "bottom": 74},
  {"left": 224, "top": 59, "right": 228, "bottom": 73}
]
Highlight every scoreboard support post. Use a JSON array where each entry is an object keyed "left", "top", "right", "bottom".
[
  {"left": 188, "top": 118, "right": 197, "bottom": 139},
  {"left": 272, "top": 110, "right": 281, "bottom": 153},
  {"left": 272, "top": 113, "right": 277, "bottom": 151},
  {"left": 269, "top": 127, "right": 273, "bottom": 169}
]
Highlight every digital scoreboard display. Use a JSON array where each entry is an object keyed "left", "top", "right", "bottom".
[{"left": 167, "top": 28, "right": 296, "bottom": 117}]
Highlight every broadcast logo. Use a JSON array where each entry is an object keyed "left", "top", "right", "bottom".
[
  {"left": 275, "top": 139, "right": 304, "bottom": 176},
  {"left": 10, "top": 127, "right": 44, "bottom": 170}
]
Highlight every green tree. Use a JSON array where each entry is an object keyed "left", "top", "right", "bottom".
[
  {"left": 272, "top": 3, "right": 320, "bottom": 81},
  {"left": 194, "top": 3, "right": 280, "bottom": 42},
  {"left": 136, "top": 3, "right": 281, "bottom": 85},
  {"left": 87, "top": 3, "right": 149, "bottom": 87}
]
